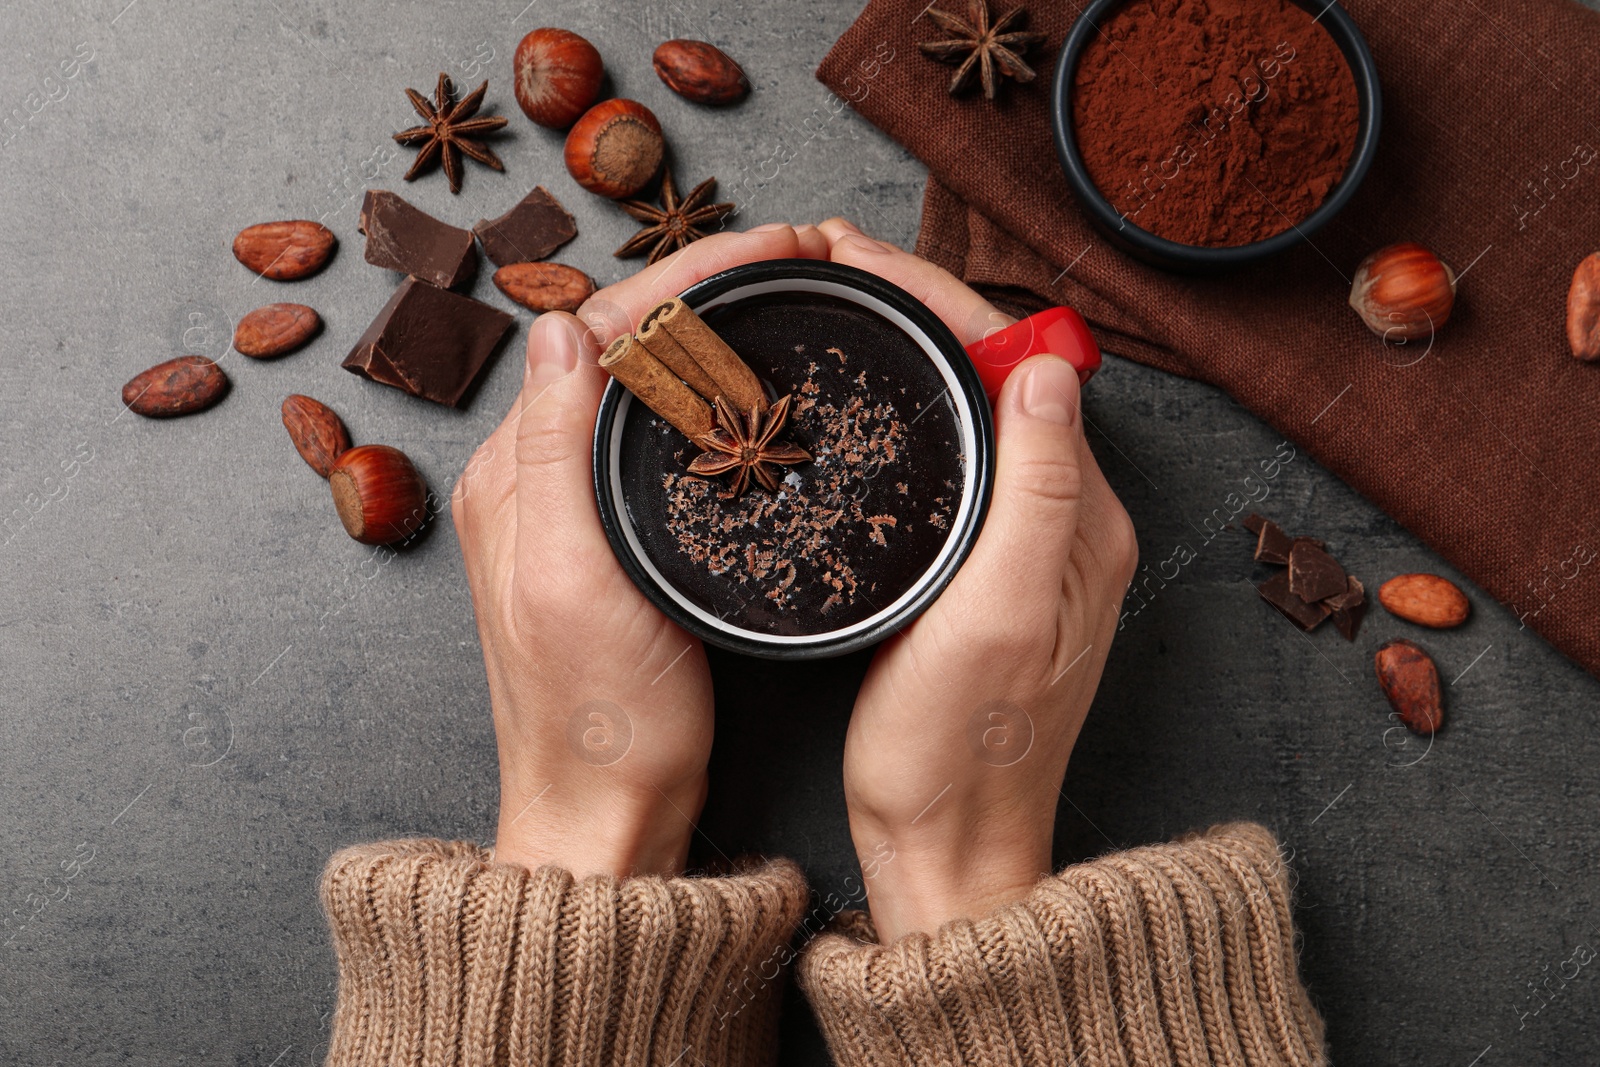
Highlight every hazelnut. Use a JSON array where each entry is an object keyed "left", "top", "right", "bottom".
[
  {"left": 564, "top": 99, "right": 664, "bottom": 199},
  {"left": 1349, "top": 241, "right": 1457, "bottom": 342},
  {"left": 1566, "top": 252, "right": 1600, "bottom": 361},
  {"left": 329, "top": 445, "right": 428, "bottom": 546},
  {"left": 653, "top": 40, "right": 751, "bottom": 106},
  {"left": 513, "top": 28, "right": 604, "bottom": 130}
]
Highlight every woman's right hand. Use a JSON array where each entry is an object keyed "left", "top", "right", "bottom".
[{"left": 816, "top": 219, "right": 1140, "bottom": 942}]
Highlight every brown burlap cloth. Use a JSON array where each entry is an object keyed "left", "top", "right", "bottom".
[{"left": 818, "top": 0, "right": 1600, "bottom": 679}]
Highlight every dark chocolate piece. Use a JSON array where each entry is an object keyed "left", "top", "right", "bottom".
[
  {"left": 473, "top": 186, "right": 578, "bottom": 267},
  {"left": 1258, "top": 570, "right": 1330, "bottom": 631},
  {"left": 1325, "top": 576, "right": 1367, "bottom": 641},
  {"left": 343, "top": 278, "right": 513, "bottom": 407},
  {"left": 1242, "top": 513, "right": 1268, "bottom": 536},
  {"left": 1293, "top": 535, "right": 1327, "bottom": 551},
  {"left": 1288, "top": 539, "right": 1347, "bottom": 602},
  {"left": 360, "top": 189, "right": 478, "bottom": 289},
  {"left": 1254, "top": 519, "right": 1294, "bottom": 565}
]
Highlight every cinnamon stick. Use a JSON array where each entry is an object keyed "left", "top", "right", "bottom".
[
  {"left": 637, "top": 302, "right": 723, "bottom": 401},
  {"left": 599, "top": 334, "right": 714, "bottom": 439},
  {"left": 638, "top": 298, "right": 766, "bottom": 413}
]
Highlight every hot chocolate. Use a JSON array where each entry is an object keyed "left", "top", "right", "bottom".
[{"left": 614, "top": 292, "right": 966, "bottom": 637}]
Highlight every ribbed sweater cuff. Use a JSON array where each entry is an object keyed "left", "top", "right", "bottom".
[
  {"left": 319, "top": 839, "right": 808, "bottom": 1067},
  {"left": 797, "top": 822, "right": 1328, "bottom": 1067}
]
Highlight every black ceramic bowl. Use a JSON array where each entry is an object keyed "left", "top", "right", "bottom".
[
  {"left": 593, "top": 260, "right": 995, "bottom": 660},
  {"left": 1051, "top": 0, "right": 1383, "bottom": 273}
]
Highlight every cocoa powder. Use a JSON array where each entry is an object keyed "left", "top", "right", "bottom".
[{"left": 1071, "top": 0, "right": 1360, "bottom": 247}]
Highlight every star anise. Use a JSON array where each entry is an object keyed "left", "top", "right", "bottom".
[
  {"left": 687, "top": 394, "right": 811, "bottom": 496},
  {"left": 615, "top": 170, "right": 736, "bottom": 265},
  {"left": 394, "top": 73, "right": 508, "bottom": 194},
  {"left": 917, "top": 1, "right": 1048, "bottom": 100}
]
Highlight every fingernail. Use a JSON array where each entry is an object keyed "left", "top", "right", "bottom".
[
  {"left": 1020, "top": 356, "right": 1079, "bottom": 426},
  {"left": 832, "top": 218, "right": 867, "bottom": 236},
  {"left": 526, "top": 314, "right": 579, "bottom": 396},
  {"left": 794, "top": 223, "right": 818, "bottom": 237},
  {"left": 747, "top": 222, "right": 790, "bottom": 233},
  {"left": 839, "top": 232, "right": 892, "bottom": 255}
]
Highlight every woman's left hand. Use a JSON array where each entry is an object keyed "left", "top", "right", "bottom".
[{"left": 452, "top": 224, "right": 828, "bottom": 877}]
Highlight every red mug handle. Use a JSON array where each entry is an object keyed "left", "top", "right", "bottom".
[{"left": 964, "top": 307, "right": 1101, "bottom": 403}]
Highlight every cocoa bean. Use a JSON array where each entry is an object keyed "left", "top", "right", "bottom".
[
  {"left": 281, "top": 394, "right": 352, "bottom": 478},
  {"left": 493, "top": 262, "right": 595, "bottom": 313},
  {"left": 1374, "top": 639, "right": 1444, "bottom": 736},
  {"left": 1378, "top": 573, "right": 1470, "bottom": 629},
  {"left": 232, "top": 220, "right": 337, "bottom": 280},
  {"left": 1567, "top": 252, "right": 1600, "bottom": 361},
  {"left": 235, "top": 303, "right": 322, "bottom": 358},
  {"left": 121, "top": 356, "right": 229, "bottom": 418},
  {"left": 652, "top": 40, "right": 750, "bottom": 106}
]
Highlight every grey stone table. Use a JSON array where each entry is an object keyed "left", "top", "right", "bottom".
[{"left": 2, "top": 0, "right": 1596, "bottom": 1063}]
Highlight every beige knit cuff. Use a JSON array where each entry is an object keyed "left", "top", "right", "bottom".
[
  {"left": 319, "top": 839, "right": 809, "bottom": 1067},
  {"left": 797, "top": 822, "right": 1328, "bottom": 1067}
]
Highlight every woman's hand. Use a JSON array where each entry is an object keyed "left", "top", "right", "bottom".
[
  {"left": 815, "top": 219, "right": 1139, "bottom": 941},
  {"left": 452, "top": 224, "right": 828, "bottom": 878}
]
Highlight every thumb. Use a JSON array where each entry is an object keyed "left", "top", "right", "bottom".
[
  {"left": 514, "top": 311, "right": 608, "bottom": 544},
  {"left": 960, "top": 355, "right": 1085, "bottom": 613}
]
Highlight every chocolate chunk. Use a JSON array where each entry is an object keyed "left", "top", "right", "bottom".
[
  {"left": 359, "top": 189, "right": 477, "bottom": 289},
  {"left": 343, "top": 278, "right": 513, "bottom": 407},
  {"left": 1288, "top": 539, "right": 1347, "bottom": 602},
  {"left": 1258, "top": 570, "right": 1330, "bottom": 631},
  {"left": 1293, "top": 535, "right": 1327, "bottom": 551},
  {"left": 473, "top": 186, "right": 578, "bottom": 267},
  {"left": 1323, "top": 574, "right": 1364, "bottom": 612},
  {"left": 1243, "top": 513, "right": 1268, "bottom": 535},
  {"left": 1325, "top": 576, "right": 1367, "bottom": 641},
  {"left": 1254, "top": 519, "right": 1294, "bottom": 565}
]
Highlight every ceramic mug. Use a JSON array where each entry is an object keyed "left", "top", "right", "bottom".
[{"left": 592, "top": 258, "right": 1095, "bottom": 659}]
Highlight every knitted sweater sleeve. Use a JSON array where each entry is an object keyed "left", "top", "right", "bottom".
[
  {"left": 317, "top": 839, "right": 809, "bottom": 1067},
  {"left": 796, "top": 822, "right": 1328, "bottom": 1067}
]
